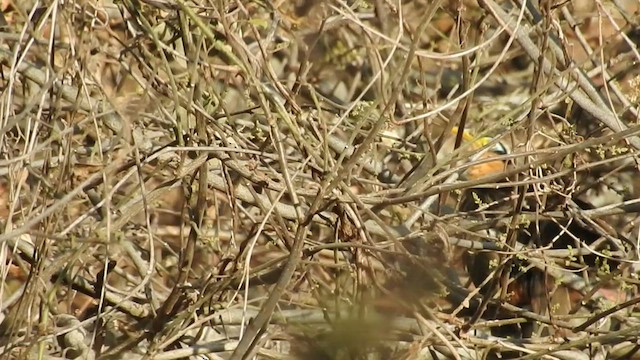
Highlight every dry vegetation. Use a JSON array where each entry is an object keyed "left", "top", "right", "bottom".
[{"left": 2, "top": 0, "right": 640, "bottom": 359}]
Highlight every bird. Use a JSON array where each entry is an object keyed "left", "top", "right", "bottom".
[
  {"left": 398, "top": 126, "right": 508, "bottom": 194},
  {"left": 389, "top": 126, "right": 622, "bottom": 340},
  {"left": 381, "top": 126, "right": 511, "bottom": 309}
]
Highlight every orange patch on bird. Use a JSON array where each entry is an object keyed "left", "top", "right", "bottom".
[
  {"left": 466, "top": 156, "right": 507, "bottom": 180},
  {"left": 450, "top": 127, "right": 507, "bottom": 180}
]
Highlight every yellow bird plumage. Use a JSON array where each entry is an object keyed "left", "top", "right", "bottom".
[{"left": 450, "top": 126, "right": 507, "bottom": 180}]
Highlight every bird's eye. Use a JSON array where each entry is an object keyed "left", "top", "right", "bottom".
[
  {"left": 492, "top": 142, "right": 509, "bottom": 155},
  {"left": 477, "top": 137, "right": 509, "bottom": 155}
]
